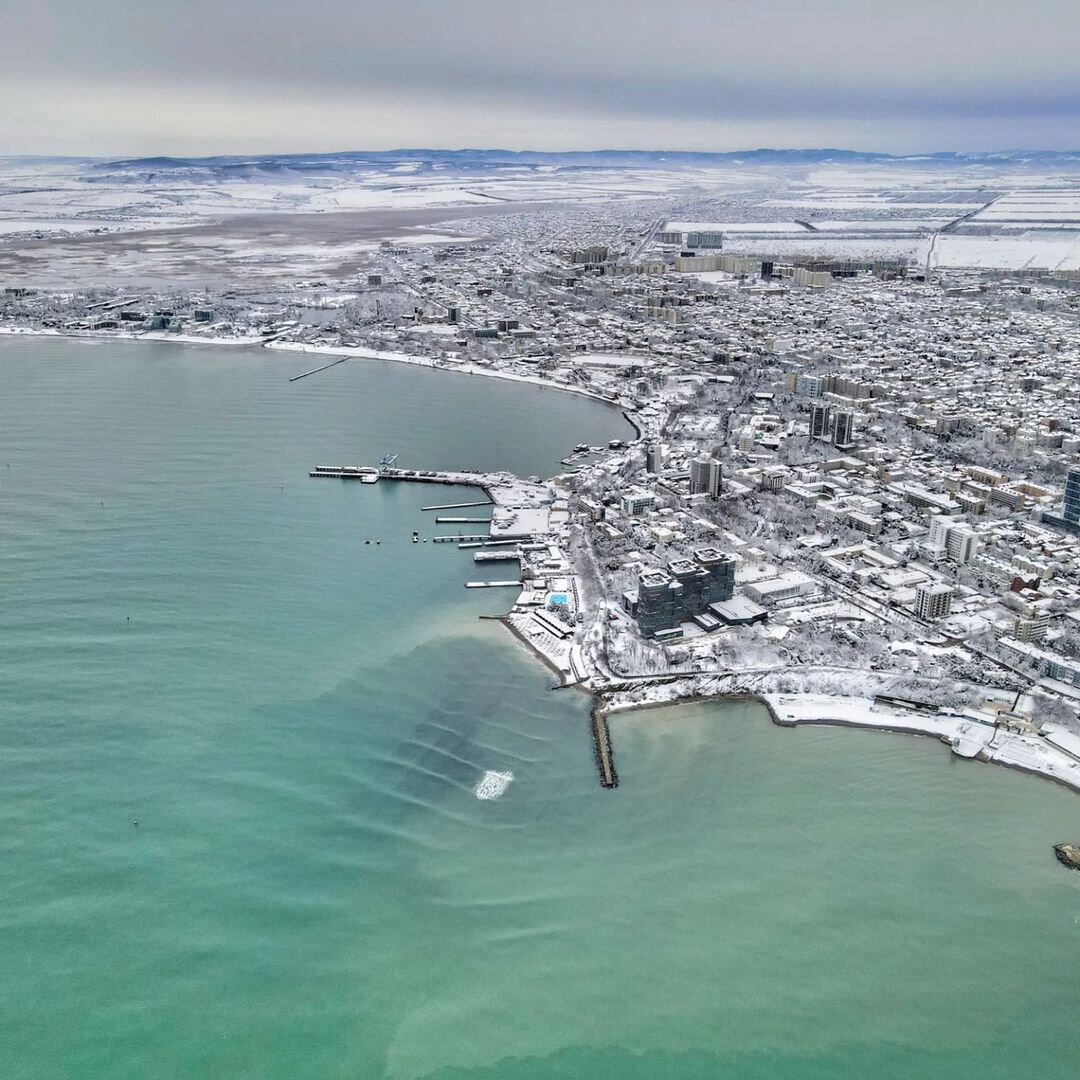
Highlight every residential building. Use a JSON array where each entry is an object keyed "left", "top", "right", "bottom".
[
  {"left": 928, "top": 515, "right": 980, "bottom": 564},
  {"left": 689, "top": 455, "right": 723, "bottom": 498},
  {"left": 1064, "top": 466, "right": 1080, "bottom": 524},
  {"left": 810, "top": 403, "right": 832, "bottom": 440},
  {"left": 915, "top": 582, "right": 953, "bottom": 620},
  {"left": 620, "top": 488, "right": 656, "bottom": 516},
  {"left": 833, "top": 409, "right": 855, "bottom": 448},
  {"left": 627, "top": 549, "right": 736, "bottom": 637}
]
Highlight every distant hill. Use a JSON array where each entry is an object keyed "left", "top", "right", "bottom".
[{"left": 94, "top": 147, "right": 1080, "bottom": 175}]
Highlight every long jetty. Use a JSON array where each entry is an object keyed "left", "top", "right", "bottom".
[
  {"left": 421, "top": 501, "right": 492, "bottom": 511},
  {"left": 590, "top": 701, "right": 619, "bottom": 789},
  {"left": 311, "top": 466, "right": 513, "bottom": 501},
  {"left": 289, "top": 357, "right": 349, "bottom": 382}
]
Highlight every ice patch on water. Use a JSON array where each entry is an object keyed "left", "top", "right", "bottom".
[{"left": 474, "top": 770, "right": 514, "bottom": 800}]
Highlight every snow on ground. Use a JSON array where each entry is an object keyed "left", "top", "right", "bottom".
[
  {"left": 723, "top": 235, "right": 926, "bottom": 260},
  {"left": 809, "top": 218, "right": 950, "bottom": 231},
  {"left": 764, "top": 200, "right": 985, "bottom": 210},
  {"left": 934, "top": 233, "right": 1080, "bottom": 271},
  {"left": 3, "top": 156, "right": 1080, "bottom": 275},
  {"left": 766, "top": 694, "right": 1080, "bottom": 792},
  {"left": 665, "top": 220, "right": 811, "bottom": 233},
  {"left": 265, "top": 340, "right": 626, "bottom": 406},
  {"left": 0, "top": 157, "right": 734, "bottom": 240},
  {"left": 574, "top": 352, "right": 650, "bottom": 367}
]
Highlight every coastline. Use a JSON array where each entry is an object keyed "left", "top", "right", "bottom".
[
  {"left": 0, "top": 325, "right": 635, "bottom": 413},
  {"left": 590, "top": 684, "right": 1080, "bottom": 796},
  {"left": 7, "top": 324, "right": 1079, "bottom": 801},
  {"left": 265, "top": 339, "right": 634, "bottom": 410}
]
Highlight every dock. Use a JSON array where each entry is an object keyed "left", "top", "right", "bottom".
[
  {"left": 465, "top": 580, "right": 521, "bottom": 588},
  {"left": 309, "top": 464, "right": 553, "bottom": 542},
  {"left": 309, "top": 465, "right": 379, "bottom": 481},
  {"left": 590, "top": 702, "right": 619, "bottom": 789},
  {"left": 433, "top": 534, "right": 488, "bottom": 543},
  {"left": 435, "top": 516, "right": 492, "bottom": 524},
  {"left": 421, "top": 501, "right": 492, "bottom": 511},
  {"left": 473, "top": 550, "right": 520, "bottom": 562}
]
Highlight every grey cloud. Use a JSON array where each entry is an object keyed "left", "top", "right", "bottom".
[{"left": 0, "top": 0, "right": 1077, "bottom": 153}]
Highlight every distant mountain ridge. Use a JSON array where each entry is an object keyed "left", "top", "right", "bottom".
[{"left": 95, "top": 147, "right": 1080, "bottom": 173}]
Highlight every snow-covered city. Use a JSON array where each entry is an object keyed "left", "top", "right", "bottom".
[
  {"left": 8, "top": 0, "right": 1080, "bottom": 1074},
  {"left": 5, "top": 149, "right": 1080, "bottom": 793}
]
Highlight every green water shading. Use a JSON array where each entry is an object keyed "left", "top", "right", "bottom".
[{"left": 0, "top": 337, "right": 1077, "bottom": 1080}]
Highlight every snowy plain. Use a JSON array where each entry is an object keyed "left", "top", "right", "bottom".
[{"left": 2, "top": 152, "right": 1080, "bottom": 283}]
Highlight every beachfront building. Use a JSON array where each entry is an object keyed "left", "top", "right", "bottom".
[{"left": 626, "top": 548, "right": 736, "bottom": 638}]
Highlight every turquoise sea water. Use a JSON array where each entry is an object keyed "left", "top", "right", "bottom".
[{"left": 1, "top": 336, "right": 1079, "bottom": 1080}]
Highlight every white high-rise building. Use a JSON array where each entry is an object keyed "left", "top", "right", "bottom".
[
  {"left": 928, "top": 516, "right": 979, "bottom": 565},
  {"left": 646, "top": 443, "right": 664, "bottom": 474},
  {"left": 795, "top": 373, "right": 825, "bottom": 398}
]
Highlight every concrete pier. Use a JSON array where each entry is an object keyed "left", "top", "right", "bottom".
[
  {"left": 421, "top": 501, "right": 492, "bottom": 511},
  {"left": 590, "top": 701, "right": 619, "bottom": 789}
]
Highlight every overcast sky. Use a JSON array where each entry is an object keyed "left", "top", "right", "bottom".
[{"left": 1, "top": 0, "right": 1077, "bottom": 157}]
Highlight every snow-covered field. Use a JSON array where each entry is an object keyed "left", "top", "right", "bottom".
[
  {"left": 0, "top": 155, "right": 724, "bottom": 238},
  {"left": 2, "top": 153, "right": 1080, "bottom": 280},
  {"left": 933, "top": 233, "right": 1080, "bottom": 272},
  {"left": 666, "top": 220, "right": 812, "bottom": 233}
]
